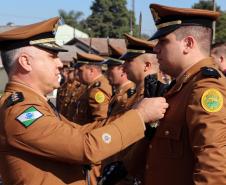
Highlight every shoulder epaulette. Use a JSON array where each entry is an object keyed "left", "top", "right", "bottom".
[
  {"left": 5, "top": 92, "right": 24, "bottom": 107},
  {"left": 92, "top": 81, "right": 101, "bottom": 88},
  {"left": 201, "top": 67, "right": 221, "bottom": 79},
  {"left": 127, "top": 88, "right": 136, "bottom": 98}
]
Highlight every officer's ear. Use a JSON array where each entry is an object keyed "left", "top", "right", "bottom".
[
  {"left": 144, "top": 61, "right": 151, "bottom": 72},
  {"left": 219, "top": 56, "right": 224, "bottom": 63},
  {"left": 17, "top": 52, "right": 32, "bottom": 72},
  {"left": 183, "top": 36, "right": 195, "bottom": 54}
]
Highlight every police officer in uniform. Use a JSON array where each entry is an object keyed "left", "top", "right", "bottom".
[
  {"left": 145, "top": 4, "right": 226, "bottom": 185},
  {"left": 104, "top": 43, "right": 136, "bottom": 118},
  {"left": 101, "top": 34, "right": 160, "bottom": 185},
  {"left": 66, "top": 64, "right": 86, "bottom": 121},
  {"left": 58, "top": 63, "right": 79, "bottom": 117},
  {"left": 73, "top": 52, "right": 113, "bottom": 185},
  {"left": 211, "top": 42, "right": 226, "bottom": 76},
  {"left": 56, "top": 64, "right": 69, "bottom": 111},
  {"left": 0, "top": 17, "right": 169, "bottom": 185},
  {"left": 73, "top": 52, "right": 112, "bottom": 125}
]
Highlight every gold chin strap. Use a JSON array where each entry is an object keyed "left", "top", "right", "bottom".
[
  {"left": 29, "top": 38, "right": 56, "bottom": 45},
  {"left": 106, "top": 57, "right": 125, "bottom": 64},
  {"left": 157, "top": 20, "right": 182, "bottom": 29},
  {"left": 127, "top": 49, "right": 146, "bottom": 54}
]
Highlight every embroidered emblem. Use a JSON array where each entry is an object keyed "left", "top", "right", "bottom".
[
  {"left": 92, "top": 81, "right": 101, "bottom": 88},
  {"left": 201, "top": 67, "right": 221, "bottom": 79},
  {"left": 127, "top": 88, "right": 136, "bottom": 98},
  {"left": 16, "top": 106, "right": 43, "bottom": 127},
  {"left": 201, "top": 88, "right": 223, "bottom": 112},
  {"left": 5, "top": 92, "right": 24, "bottom": 107},
  {"left": 95, "top": 91, "right": 105, "bottom": 103},
  {"left": 102, "top": 133, "right": 112, "bottom": 144},
  {"left": 150, "top": 8, "right": 160, "bottom": 22}
]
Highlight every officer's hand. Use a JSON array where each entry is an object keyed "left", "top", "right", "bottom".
[{"left": 134, "top": 97, "right": 168, "bottom": 123}]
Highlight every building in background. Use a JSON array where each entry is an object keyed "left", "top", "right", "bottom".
[{"left": 55, "top": 24, "right": 89, "bottom": 45}]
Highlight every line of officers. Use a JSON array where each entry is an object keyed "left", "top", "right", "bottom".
[
  {"left": 0, "top": 2, "right": 226, "bottom": 185},
  {"left": 56, "top": 33, "right": 170, "bottom": 124},
  {"left": 56, "top": 33, "right": 171, "bottom": 185}
]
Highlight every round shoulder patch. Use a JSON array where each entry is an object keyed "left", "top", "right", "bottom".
[
  {"left": 102, "top": 133, "right": 112, "bottom": 144},
  {"left": 95, "top": 91, "right": 105, "bottom": 103},
  {"left": 201, "top": 88, "right": 223, "bottom": 112}
]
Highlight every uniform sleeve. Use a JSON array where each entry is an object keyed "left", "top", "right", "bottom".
[
  {"left": 186, "top": 78, "right": 226, "bottom": 184},
  {"left": 7, "top": 101, "right": 144, "bottom": 164},
  {"left": 89, "top": 87, "right": 111, "bottom": 120}
]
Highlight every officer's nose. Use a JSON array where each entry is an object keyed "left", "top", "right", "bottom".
[{"left": 56, "top": 58, "right": 63, "bottom": 68}]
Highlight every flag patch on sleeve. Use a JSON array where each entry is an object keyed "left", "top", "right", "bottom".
[{"left": 16, "top": 106, "right": 43, "bottom": 127}]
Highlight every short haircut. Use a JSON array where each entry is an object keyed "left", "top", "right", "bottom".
[
  {"left": 211, "top": 42, "right": 226, "bottom": 57},
  {"left": 173, "top": 26, "right": 212, "bottom": 54},
  {"left": 1, "top": 48, "right": 22, "bottom": 75}
]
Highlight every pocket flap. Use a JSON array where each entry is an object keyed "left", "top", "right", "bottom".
[{"left": 156, "top": 125, "right": 182, "bottom": 140}]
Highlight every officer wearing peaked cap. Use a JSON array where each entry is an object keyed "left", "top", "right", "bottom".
[
  {"left": 0, "top": 17, "right": 169, "bottom": 185},
  {"left": 57, "top": 63, "right": 81, "bottom": 118},
  {"left": 105, "top": 33, "right": 161, "bottom": 185},
  {"left": 145, "top": 4, "right": 226, "bottom": 185},
  {"left": 69, "top": 52, "right": 113, "bottom": 185},
  {"left": 72, "top": 52, "right": 112, "bottom": 125},
  {"left": 66, "top": 61, "right": 86, "bottom": 121},
  {"left": 103, "top": 43, "right": 136, "bottom": 119}
]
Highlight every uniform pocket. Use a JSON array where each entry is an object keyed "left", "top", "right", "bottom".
[{"left": 155, "top": 125, "right": 184, "bottom": 158}]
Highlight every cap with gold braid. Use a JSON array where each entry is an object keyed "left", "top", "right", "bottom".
[
  {"left": 76, "top": 52, "right": 105, "bottom": 66},
  {"left": 103, "top": 43, "right": 126, "bottom": 66},
  {"left": 0, "top": 17, "right": 67, "bottom": 52},
  {"left": 149, "top": 3, "right": 220, "bottom": 40},
  {"left": 120, "top": 33, "right": 155, "bottom": 60}
]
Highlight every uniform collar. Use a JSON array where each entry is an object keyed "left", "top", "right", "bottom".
[
  {"left": 166, "top": 57, "right": 215, "bottom": 96},
  {"left": 117, "top": 81, "right": 134, "bottom": 94},
  {"left": 5, "top": 81, "right": 47, "bottom": 101}
]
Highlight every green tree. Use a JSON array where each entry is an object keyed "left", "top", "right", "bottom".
[
  {"left": 215, "top": 12, "right": 226, "bottom": 42},
  {"left": 58, "top": 9, "right": 85, "bottom": 31},
  {"left": 84, "top": 0, "right": 138, "bottom": 38},
  {"left": 192, "top": 0, "right": 220, "bottom": 11},
  {"left": 192, "top": 0, "right": 226, "bottom": 42}
]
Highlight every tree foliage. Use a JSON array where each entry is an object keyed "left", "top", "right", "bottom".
[
  {"left": 192, "top": 0, "right": 220, "bottom": 11},
  {"left": 192, "top": 0, "right": 226, "bottom": 42},
  {"left": 84, "top": 0, "right": 138, "bottom": 38},
  {"left": 58, "top": 0, "right": 141, "bottom": 38},
  {"left": 58, "top": 9, "right": 85, "bottom": 31}
]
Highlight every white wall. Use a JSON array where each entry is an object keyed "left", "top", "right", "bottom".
[{"left": 55, "top": 24, "right": 89, "bottom": 45}]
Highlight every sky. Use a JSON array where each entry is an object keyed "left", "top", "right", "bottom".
[{"left": 0, "top": 0, "right": 225, "bottom": 36}]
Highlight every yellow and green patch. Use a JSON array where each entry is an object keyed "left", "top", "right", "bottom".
[
  {"left": 201, "top": 88, "right": 223, "bottom": 112},
  {"left": 95, "top": 91, "right": 105, "bottom": 103}
]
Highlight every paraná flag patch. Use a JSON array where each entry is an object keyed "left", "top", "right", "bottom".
[{"left": 16, "top": 106, "right": 43, "bottom": 127}]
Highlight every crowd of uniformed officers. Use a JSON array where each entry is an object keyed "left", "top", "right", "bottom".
[{"left": 0, "top": 2, "right": 225, "bottom": 185}]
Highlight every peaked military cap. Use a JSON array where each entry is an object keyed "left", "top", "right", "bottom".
[
  {"left": 103, "top": 43, "right": 126, "bottom": 66},
  {"left": 76, "top": 52, "right": 105, "bottom": 66},
  {"left": 120, "top": 33, "right": 155, "bottom": 60},
  {"left": 149, "top": 4, "right": 220, "bottom": 40},
  {"left": 0, "top": 17, "right": 67, "bottom": 52}
]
